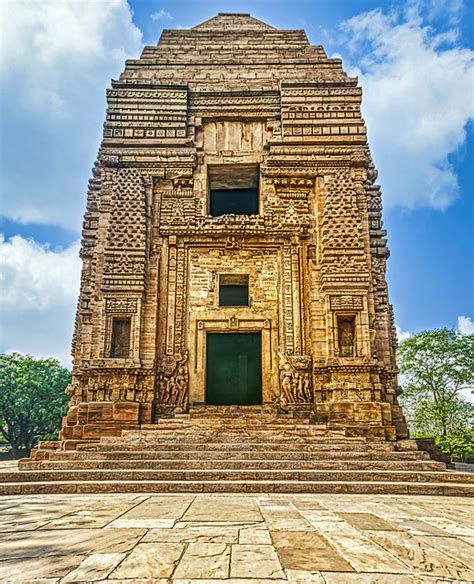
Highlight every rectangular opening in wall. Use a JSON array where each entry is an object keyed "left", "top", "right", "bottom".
[
  {"left": 219, "top": 274, "right": 249, "bottom": 307},
  {"left": 337, "top": 315, "right": 356, "bottom": 358},
  {"left": 206, "top": 332, "right": 262, "bottom": 405},
  {"left": 110, "top": 317, "right": 131, "bottom": 358},
  {"left": 208, "top": 164, "right": 259, "bottom": 216}
]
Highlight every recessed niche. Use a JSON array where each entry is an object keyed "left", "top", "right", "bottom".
[
  {"left": 208, "top": 164, "right": 259, "bottom": 216},
  {"left": 337, "top": 315, "right": 356, "bottom": 358},
  {"left": 110, "top": 317, "right": 131, "bottom": 358}
]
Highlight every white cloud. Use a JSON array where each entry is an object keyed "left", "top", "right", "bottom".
[
  {"left": 0, "top": 235, "right": 81, "bottom": 366},
  {"left": 0, "top": 0, "right": 142, "bottom": 230},
  {"left": 457, "top": 315, "right": 474, "bottom": 335},
  {"left": 0, "top": 0, "right": 142, "bottom": 113},
  {"left": 151, "top": 9, "right": 173, "bottom": 22},
  {"left": 396, "top": 324, "right": 412, "bottom": 342},
  {"left": 422, "top": 0, "right": 464, "bottom": 26},
  {"left": 340, "top": 5, "right": 474, "bottom": 210}
]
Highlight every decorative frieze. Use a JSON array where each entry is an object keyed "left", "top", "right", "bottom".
[
  {"left": 104, "top": 84, "right": 188, "bottom": 142},
  {"left": 330, "top": 295, "right": 364, "bottom": 311},
  {"left": 105, "top": 298, "right": 139, "bottom": 313}
]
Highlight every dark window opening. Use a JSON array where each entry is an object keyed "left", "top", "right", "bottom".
[
  {"left": 208, "top": 164, "right": 259, "bottom": 216},
  {"left": 337, "top": 315, "right": 356, "bottom": 357},
  {"left": 219, "top": 274, "right": 249, "bottom": 307},
  {"left": 110, "top": 317, "right": 131, "bottom": 358}
]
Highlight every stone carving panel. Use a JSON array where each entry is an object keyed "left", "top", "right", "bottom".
[
  {"left": 279, "top": 353, "right": 313, "bottom": 407},
  {"left": 104, "top": 85, "right": 188, "bottom": 141},
  {"left": 103, "top": 168, "right": 147, "bottom": 291},
  {"left": 281, "top": 82, "right": 365, "bottom": 140},
  {"left": 72, "top": 370, "right": 154, "bottom": 404},
  {"left": 105, "top": 298, "right": 139, "bottom": 313},
  {"left": 157, "top": 351, "right": 189, "bottom": 413},
  {"left": 330, "top": 295, "right": 363, "bottom": 311}
]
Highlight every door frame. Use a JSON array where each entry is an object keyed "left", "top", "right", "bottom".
[
  {"left": 205, "top": 330, "right": 263, "bottom": 406},
  {"left": 188, "top": 316, "right": 277, "bottom": 405}
]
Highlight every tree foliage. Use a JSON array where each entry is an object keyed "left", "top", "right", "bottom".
[
  {"left": 398, "top": 329, "right": 474, "bottom": 459},
  {"left": 0, "top": 353, "right": 71, "bottom": 458},
  {"left": 436, "top": 429, "right": 474, "bottom": 463}
]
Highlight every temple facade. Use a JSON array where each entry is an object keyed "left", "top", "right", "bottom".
[{"left": 63, "top": 13, "right": 408, "bottom": 444}]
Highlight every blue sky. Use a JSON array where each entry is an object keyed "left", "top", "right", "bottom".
[{"left": 0, "top": 0, "right": 473, "bottom": 366}]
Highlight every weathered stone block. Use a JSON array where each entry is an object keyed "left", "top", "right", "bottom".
[
  {"left": 61, "top": 425, "right": 74, "bottom": 439},
  {"left": 71, "top": 425, "right": 84, "bottom": 440},
  {"left": 82, "top": 425, "right": 123, "bottom": 440},
  {"left": 77, "top": 404, "right": 89, "bottom": 425},
  {"left": 384, "top": 424, "right": 397, "bottom": 441},
  {"left": 113, "top": 402, "right": 140, "bottom": 422},
  {"left": 139, "top": 403, "right": 153, "bottom": 424},
  {"left": 353, "top": 402, "right": 382, "bottom": 422},
  {"left": 87, "top": 402, "right": 114, "bottom": 423},
  {"left": 328, "top": 402, "right": 355, "bottom": 421},
  {"left": 380, "top": 403, "right": 392, "bottom": 423},
  {"left": 66, "top": 406, "right": 78, "bottom": 425}
]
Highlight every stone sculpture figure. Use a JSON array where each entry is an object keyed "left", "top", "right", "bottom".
[
  {"left": 339, "top": 318, "right": 355, "bottom": 357},
  {"left": 158, "top": 352, "right": 189, "bottom": 412},
  {"left": 279, "top": 354, "right": 313, "bottom": 405}
]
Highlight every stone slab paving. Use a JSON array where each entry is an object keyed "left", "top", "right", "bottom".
[{"left": 0, "top": 494, "right": 472, "bottom": 583}]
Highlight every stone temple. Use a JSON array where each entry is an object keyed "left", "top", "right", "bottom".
[
  {"left": 6, "top": 14, "right": 473, "bottom": 495},
  {"left": 70, "top": 11, "right": 406, "bottom": 439}
]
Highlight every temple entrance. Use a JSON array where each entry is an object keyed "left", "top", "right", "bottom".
[{"left": 206, "top": 332, "right": 262, "bottom": 405}]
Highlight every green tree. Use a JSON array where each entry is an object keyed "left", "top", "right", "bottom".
[
  {"left": 436, "top": 429, "right": 474, "bottom": 463},
  {"left": 398, "top": 329, "right": 474, "bottom": 457},
  {"left": 0, "top": 353, "right": 71, "bottom": 458}
]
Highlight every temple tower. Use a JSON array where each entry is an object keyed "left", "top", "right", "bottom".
[{"left": 63, "top": 13, "right": 408, "bottom": 443}]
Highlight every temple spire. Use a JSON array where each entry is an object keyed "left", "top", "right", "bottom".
[{"left": 193, "top": 12, "right": 276, "bottom": 31}]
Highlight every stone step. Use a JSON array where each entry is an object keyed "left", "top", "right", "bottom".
[
  {"left": 187, "top": 406, "right": 275, "bottom": 413},
  {"left": 7, "top": 469, "right": 472, "bottom": 483},
  {"left": 148, "top": 422, "right": 318, "bottom": 430},
  {"left": 19, "top": 459, "right": 446, "bottom": 472},
  {"left": 124, "top": 427, "right": 334, "bottom": 437},
  {"left": 46, "top": 449, "right": 429, "bottom": 462},
  {"left": 111, "top": 433, "right": 375, "bottom": 444},
  {"left": 16, "top": 408, "right": 466, "bottom": 496},
  {"left": 1, "top": 479, "right": 472, "bottom": 496},
  {"left": 138, "top": 426, "right": 327, "bottom": 435},
  {"left": 187, "top": 414, "right": 312, "bottom": 421},
  {"left": 92, "top": 440, "right": 395, "bottom": 452},
  {"left": 152, "top": 418, "right": 315, "bottom": 426}
]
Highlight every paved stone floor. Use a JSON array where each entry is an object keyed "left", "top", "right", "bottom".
[{"left": 0, "top": 493, "right": 472, "bottom": 583}]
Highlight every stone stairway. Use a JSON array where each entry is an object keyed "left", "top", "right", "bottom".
[{"left": 1, "top": 407, "right": 473, "bottom": 495}]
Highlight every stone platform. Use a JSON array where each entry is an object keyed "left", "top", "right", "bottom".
[
  {"left": 0, "top": 492, "right": 472, "bottom": 581},
  {"left": 3, "top": 408, "right": 473, "bottom": 496}
]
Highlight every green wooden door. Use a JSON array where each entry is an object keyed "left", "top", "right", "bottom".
[{"left": 206, "top": 333, "right": 262, "bottom": 405}]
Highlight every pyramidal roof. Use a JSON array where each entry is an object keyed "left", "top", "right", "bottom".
[{"left": 192, "top": 12, "right": 276, "bottom": 31}]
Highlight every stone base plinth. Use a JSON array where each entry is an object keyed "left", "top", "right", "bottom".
[
  {"left": 60, "top": 401, "right": 153, "bottom": 442},
  {"left": 314, "top": 400, "right": 405, "bottom": 440}
]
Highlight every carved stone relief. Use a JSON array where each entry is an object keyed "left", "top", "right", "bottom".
[
  {"left": 157, "top": 351, "right": 189, "bottom": 413},
  {"left": 279, "top": 353, "right": 313, "bottom": 407}
]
